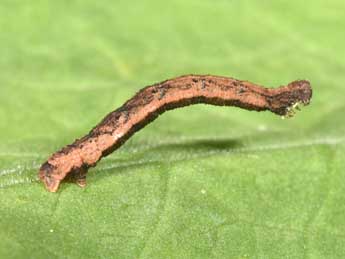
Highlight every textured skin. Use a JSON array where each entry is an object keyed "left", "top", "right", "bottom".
[{"left": 39, "top": 75, "right": 312, "bottom": 192}]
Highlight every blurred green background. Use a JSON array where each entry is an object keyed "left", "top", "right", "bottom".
[{"left": 1, "top": 1, "right": 345, "bottom": 258}]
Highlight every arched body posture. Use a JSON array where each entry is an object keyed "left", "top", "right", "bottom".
[{"left": 39, "top": 75, "right": 312, "bottom": 192}]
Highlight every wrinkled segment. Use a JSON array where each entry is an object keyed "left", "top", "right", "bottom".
[{"left": 39, "top": 74, "right": 312, "bottom": 192}]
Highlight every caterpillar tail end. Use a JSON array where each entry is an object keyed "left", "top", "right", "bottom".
[{"left": 271, "top": 80, "right": 312, "bottom": 118}]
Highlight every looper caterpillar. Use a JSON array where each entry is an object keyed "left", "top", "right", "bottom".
[{"left": 39, "top": 75, "right": 312, "bottom": 192}]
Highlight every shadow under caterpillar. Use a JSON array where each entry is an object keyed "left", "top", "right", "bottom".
[{"left": 39, "top": 74, "right": 312, "bottom": 192}]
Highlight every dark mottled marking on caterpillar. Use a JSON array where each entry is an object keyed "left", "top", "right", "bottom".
[
  {"left": 39, "top": 74, "right": 312, "bottom": 192},
  {"left": 237, "top": 85, "right": 246, "bottom": 94},
  {"left": 158, "top": 86, "right": 168, "bottom": 100},
  {"left": 201, "top": 79, "right": 206, "bottom": 89}
]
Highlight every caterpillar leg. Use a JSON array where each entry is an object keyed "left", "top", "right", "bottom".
[{"left": 71, "top": 166, "right": 87, "bottom": 188}]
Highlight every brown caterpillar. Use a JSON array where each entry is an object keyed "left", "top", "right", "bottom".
[{"left": 39, "top": 75, "right": 312, "bottom": 192}]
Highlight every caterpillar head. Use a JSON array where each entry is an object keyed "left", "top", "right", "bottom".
[{"left": 39, "top": 162, "right": 61, "bottom": 192}]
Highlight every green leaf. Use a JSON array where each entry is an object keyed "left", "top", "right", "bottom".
[{"left": 1, "top": 1, "right": 345, "bottom": 258}]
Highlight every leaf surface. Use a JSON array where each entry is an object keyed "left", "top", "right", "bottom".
[{"left": 1, "top": 1, "right": 345, "bottom": 258}]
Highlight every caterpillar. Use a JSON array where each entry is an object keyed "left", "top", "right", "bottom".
[{"left": 39, "top": 75, "right": 312, "bottom": 192}]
